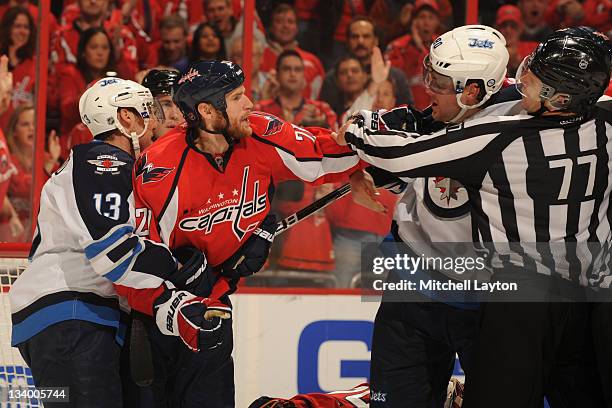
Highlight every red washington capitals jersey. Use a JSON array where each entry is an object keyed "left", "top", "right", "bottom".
[
  {"left": 250, "top": 384, "right": 370, "bottom": 407},
  {"left": 123, "top": 113, "right": 363, "bottom": 312}
]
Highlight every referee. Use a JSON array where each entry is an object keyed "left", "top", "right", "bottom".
[{"left": 337, "top": 27, "right": 612, "bottom": 407}]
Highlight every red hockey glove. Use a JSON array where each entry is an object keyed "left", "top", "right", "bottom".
[
  {"left": 154, "top": 283, "right": 232, "bottom": 352},
  {"left": 221, "top": 214, "right": 277, "bottom": 279}
]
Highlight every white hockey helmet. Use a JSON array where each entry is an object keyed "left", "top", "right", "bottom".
[
  {"left": 424, "top": 25, "right": 509, "bottom": 121},
  {"left": 79, "top": 77, "right": 164, "bottom": 156}
]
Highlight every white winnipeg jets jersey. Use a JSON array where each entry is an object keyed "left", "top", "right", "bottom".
[
  {"left": 9, "top": 141, "right": 174, "bottom": 346},
  {"left": 394, "top": 99, "right": 524, "bottom": 280}
]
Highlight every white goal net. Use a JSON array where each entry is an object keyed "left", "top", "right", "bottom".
[{"left": 0, "top": 257, "right": 42, "bottom": 407}]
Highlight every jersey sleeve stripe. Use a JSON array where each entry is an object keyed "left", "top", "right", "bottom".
[
  {"left": 101, "top": 239, "right": 144, "bottom": 282},
  {"left": 276, "top": 148, "right": 360, "bottom": 182},
  {"left": 85, "top": 224, "right": 133, "bottom": 260},
  {"left": 252, "top": 133, "right": 357, "bottom": 159},
  {"left": 113, "top": 269, "right": 165, "bottom": 289}
]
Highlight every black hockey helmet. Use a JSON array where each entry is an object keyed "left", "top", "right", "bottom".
[
  {"left": 141, "top": 69, "right": 180, "bottom": 97},
  {"left": 526, "top": 26, "right": 612, "bottom": 112},
  {"left": 173, "top": 60, "right": 245, "bottom": 128}
]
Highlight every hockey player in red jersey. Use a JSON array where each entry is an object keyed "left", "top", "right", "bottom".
[{"left": 124, "top": 60, "right": 364, "bottom": 407}]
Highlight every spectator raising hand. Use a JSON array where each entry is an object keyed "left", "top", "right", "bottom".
[
  {"left": 0, "top": 55, "right": 13, "bottom": 114},
  {"left": 368, "top": 47, "right": 390, "bottom": 93}
]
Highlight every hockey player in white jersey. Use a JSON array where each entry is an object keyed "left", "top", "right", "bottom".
[
  {"left": 338, "top": 26, "right": 612, "bottom": 408},
  {"left": 349, "top": 25, "right": 524, "bottom": 408},
  {"left": 9, "top": 78, "right": 230, "bottom": 407}
]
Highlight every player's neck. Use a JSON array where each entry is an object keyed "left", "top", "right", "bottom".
[
  {"left": 194, "top": 130, "right": 229, "bottom": 155},
  {"left": 106, "top": 134, "right": 135, "bottom": 157}
]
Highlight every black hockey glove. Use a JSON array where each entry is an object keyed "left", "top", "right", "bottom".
[
  {"left": 350, "top": 106, "right": 423, "bottom": 134},
  {"left": 221, "top": 214, "right": 277, "bottom": 279},
  {"left": 168, "top": 246, "right": 218, "bottom": 297},
  {"left": 153, "top": 282, "right": 231, "bottom": 352}
]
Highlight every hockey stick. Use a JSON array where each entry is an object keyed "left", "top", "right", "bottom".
[
  {"left": 275, "top": 183, "right": 351, "bottom": 236},
  {"left": 131, "top": 181, "right": 366, "bottom": 386}
]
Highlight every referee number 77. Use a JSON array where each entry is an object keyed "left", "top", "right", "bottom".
[{"left": 549, "top": 154, "right": 596, "bottom": 200}]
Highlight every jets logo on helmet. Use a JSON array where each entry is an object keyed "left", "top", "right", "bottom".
[
  {"left": 467, "top": 38, "right": 494, "bottom": 48},
  {"left": 79, "top": 77, "right": 165, "bottom": 157},
  {"left": 423, "top": 24, "right": 509, "bottom": 121}
]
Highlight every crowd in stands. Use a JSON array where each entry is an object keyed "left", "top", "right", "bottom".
[{"left": 0, "top": 0, "right": 610, "bottom": 287}]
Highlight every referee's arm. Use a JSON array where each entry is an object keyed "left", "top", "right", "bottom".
[{"left": 343, "top": 115, "right": 521, "bottom": 181}]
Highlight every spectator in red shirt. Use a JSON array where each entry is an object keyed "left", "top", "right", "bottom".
[
  {"left": 385, "top": 0, "right": 440, "bottom": 110},
  {"left": 256, "top": 49, "right": 338, "bottom": 130},
  {"left": 144, "top": 14, "right": 189, "bottom": 73},
  {"left": 518, "top": 0, "right": 553, "bottom": 42},
  {"left": 0, "top": 55, "right": 21, "bottom": 241},
  {"left": 189, "top": 22, "right": 227, "bottom": 64},
  {"left": 50, "top": 0, "right": 137, "bottom": 75},
  {"left": 260, "top": 4, "right": 326, "bottom": 101},
  {"left": 545, "top": 0, "right": 612, "bottom": 33},
  {"left": 56, "top": 27, "right": 119, "bottom": 146},
  {"left": 321, "top": 16, "right": 413, "bottom": 116},
  {"left": 0, "top": 6, "right": 35, "bottom": 131},
  {"left": 6, "top": 105, "right": 60, "bottom": 241},
  {"left": 495, "top": 4, "right": 539, "bottom": 76},
  {"left": 0, "top": 0, "right": 58, "bottom": 34}
]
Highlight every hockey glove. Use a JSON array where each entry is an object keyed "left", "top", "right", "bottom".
[
  {"left": 221, "top": 214, "right": 277, "bottom": 279},
  {"left": 154, "top": 283, "right": 232, "bottom": 352},
  {"left": 351, "top": 106, "right": 423, "bottom": 134},
  {"left": 168, "top": 246, "right": 218, "bottom": 297}
]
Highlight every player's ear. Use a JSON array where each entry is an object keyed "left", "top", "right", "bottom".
[
  {"left": 462, "top": 82, "right": 483, "bottom": 106},
  {"left": 197, "top": 102, "right": 214, "bottom": 122},
  {"left": 117, "top": 107, "right": 132, "bottom": 128}
]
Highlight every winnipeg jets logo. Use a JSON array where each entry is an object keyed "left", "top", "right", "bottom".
[
  {"left": 135, "top": 154, "right": 174, "bottom": 184},
  {"left": 178, "top": 167, "right": 267, "bottom": 240},
  {"left": 433, "top": 177, "right": 463, "bottom": 204},
  {"left": 87, "top": 154, "right": 127, "bottom": 174}
]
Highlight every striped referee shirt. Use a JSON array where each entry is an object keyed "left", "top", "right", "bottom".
[{"left": 345, "top": 98, "right": 612, "bottom": 287}]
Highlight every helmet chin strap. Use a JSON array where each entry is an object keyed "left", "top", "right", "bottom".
[
  {"left": 198, "top": 110, "right": 233, "bottom": 143},
  {"left": 448, "top": 92, "right": 492, "bottom": 124},
  {"left": 116, "top": 117, "right": 150, "bottom": 158}
]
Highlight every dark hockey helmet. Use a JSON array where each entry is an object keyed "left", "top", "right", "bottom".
[
  {"left": 141, "top": 69, "right": 180, "bottom": 97},
  {"left": 173, "top": 60, "right": 245, "bottom": 127},
  {"left": 527, "top": 26, "right": 612, "bottom": 111}
]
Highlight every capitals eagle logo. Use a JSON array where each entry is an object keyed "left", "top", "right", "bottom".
[{"left": 135, "top": 154, "right": 174, "bottom": 184}]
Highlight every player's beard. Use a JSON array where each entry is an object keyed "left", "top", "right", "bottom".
[{"left": 223, "top": 112, "right": 252, "bottom": 139}]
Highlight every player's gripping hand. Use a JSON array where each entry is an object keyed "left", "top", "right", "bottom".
[
  {"left": 355, "top": 106, "right": 423, "bottom": 133},
  {"left": 154, "top": 283, "right": 232, "bottom": 352},
  {"left": 167, "top": 246, "right": 218, "bottom": 297},
  {"left": 221, "top": 214, "right": 277, "bottom": 279}
]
